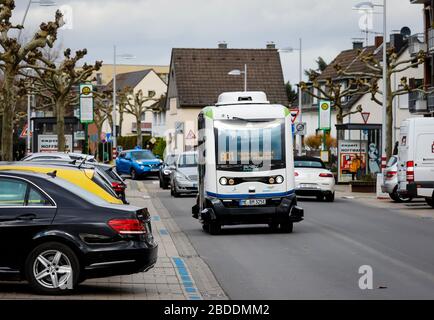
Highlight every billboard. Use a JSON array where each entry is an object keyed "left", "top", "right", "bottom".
[
  {"left": 38, "top": 135, "right": 73, "bottom": 153},
  {"left": 338, "top": 140, "right": 367, "bottom": 182}
]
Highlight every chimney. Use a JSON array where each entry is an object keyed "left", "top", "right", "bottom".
[
  {"left": 375, "top": 36, "right": 384, "bottom": 48},
  {"left": 96, "top": 73, "right": 102, "bottom": 85},
  {"left": 266, "top": 42, "right": 276, "bottom": 49},
  {"left": 390, "top": 31, "right": 404, "bottom": 53},
  {"left": 218, "top": 41, "right": 227, "bottom": 49},
  {"left": 352, "top": 41, "right": 363, "bottom": 50}
]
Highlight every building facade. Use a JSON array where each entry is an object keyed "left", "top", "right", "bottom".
[
  {"left": 105, "top": 69, "right": 167, "bottom": 138},
  {"left": 410, "top": 0, "right": 434, "bottom": 113},
  {"left": 301, "top": 33, "right": 424, "bottom": 144}
]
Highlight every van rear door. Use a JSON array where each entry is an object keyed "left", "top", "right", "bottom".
[{"left": 415, "top": 131, "right": 434, "bottom": 182}]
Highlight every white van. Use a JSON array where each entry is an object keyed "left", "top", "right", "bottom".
[
  {"left": 192, "top": 91, "right": 304, "bottom": 234},
  {"left": 397, "top": 117, "right": 434, "bottom": 207}
]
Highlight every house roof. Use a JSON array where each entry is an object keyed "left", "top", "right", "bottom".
[
  {"left": 169, "top": 48, "right": 289, "bottom": 107},
  {"left": 312, "top": 41, "right": 408, "bottom": 111},
  {"left": 318, "top": 45, "right": 382, "bottom": 81},
  {"left": 106, "top": 69, "right": 152, "bottom": 91},
  {"left": 317, "top": 41, "right": 408, "bottom": 81}
]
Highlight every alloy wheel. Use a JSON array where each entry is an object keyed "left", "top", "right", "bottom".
[{"left": 33, "top": 250, "right": 73, "bottom": 289}]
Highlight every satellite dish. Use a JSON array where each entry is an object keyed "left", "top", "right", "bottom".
[{"left": 400, "top": 26, "right": 411, "bottom": 39}]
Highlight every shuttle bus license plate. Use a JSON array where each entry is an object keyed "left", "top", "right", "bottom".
[{"left": 239, "top": 199, "right": 266, "bottom": 206}]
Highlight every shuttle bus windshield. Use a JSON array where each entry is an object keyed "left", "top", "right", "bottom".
[{"left": 214, "top": 119, "right": 286, "bottom": 172}]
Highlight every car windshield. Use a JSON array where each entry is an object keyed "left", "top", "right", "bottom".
[
  {"left": 131, "top": 150, "right": 155, "bottom": 160},
  {"left": 165, "top": 154, "right": 177, "bottom": 165},
  {"left": 294, "top": 160, "right": 325, "bottom": 169},
  {"left": 215, "top": 119, "right": 285, "bottom": 172},
  {"left": 178, "top": 154, "right": 198, "bottom": 168}
]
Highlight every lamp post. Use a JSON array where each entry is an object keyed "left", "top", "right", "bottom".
[
  {"left": 279, "top": 38, "right": 303, "bottom": 156},
  {"left": 112, "top": 46, "right": 135, "bottom": 152},
  {"left": 354, "top": 0, "right": 387, "bottom": 168},
  {"left": 228, "top": 64, "right": 247, "bottom": 91},
  {"left": 18, "top": 0, "right": 57, "bottom": 42}
]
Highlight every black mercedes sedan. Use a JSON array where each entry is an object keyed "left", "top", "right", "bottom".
[{"left": 0, "top": 170, "right": 157, "bottom": 294}]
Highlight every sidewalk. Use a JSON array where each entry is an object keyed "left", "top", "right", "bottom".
[{"left": 334, "top": 184, "right": 434, "bottom": 220}]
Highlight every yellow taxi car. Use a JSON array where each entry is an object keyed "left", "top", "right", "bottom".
[{"left": 0, "top": 164, "right": 123, "bottom": 204}]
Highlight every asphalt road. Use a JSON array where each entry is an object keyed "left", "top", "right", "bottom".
[{"left": 145, "top": 180, "right": 434, "bottom": 300}]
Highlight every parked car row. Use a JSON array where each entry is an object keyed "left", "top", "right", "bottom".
[{"left": 0, "top": 152, "right": 158, "bottom": 294}]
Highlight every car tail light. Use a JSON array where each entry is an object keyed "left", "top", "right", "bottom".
[
  {"left": 111, "top": 182, "right": 126, "bottom": 192},
  {"left": 385, "top": 171, "right": 397, "bottom": 179},
  {"left": 294, "top": 172, "right": 299, "bottom": 177},
  {"left": 319, "top": 173, "right": 334, "bottom": 178},
  {"left": 406, "top": 161, "right": 414, "bottom": 182},
  {"left": 108, "top": 219, "right": 146, "bottom": 235}
]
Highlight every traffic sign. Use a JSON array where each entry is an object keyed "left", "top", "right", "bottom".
[
  {"left": 319, "top": 100, "right": 331, "bottom": 130},
  {"left": 361, "top": 112, "right": 370, "bottom": 124},
  {"left": 294, "top": 122, "right": 307, "bottom": 136},
  {"left": 106, "top": 133, "right": 112, "bottom": 142},
  {"left": 20, "top": 124, "right": 32, "bottom": 138},
  {"left": 79, "top": 84, "right": 94, "bottom": 124},
  {"left": 186, "top": 130, "right": 196, "bottom": 140},
  {"left": 290, "top": 109, "right": 299, "bottom": 124}
]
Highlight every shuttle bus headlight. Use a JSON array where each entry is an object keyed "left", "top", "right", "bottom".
[
  {"left": 269, "top": 177, "right": 275, "bottom": 184},
  {"left": 228, "top": 178, "right": 235, "bottom": 185},
  {"left": 219, "top": 177, "right": 228, "bottom": 185},
  {"left": 276, "top": 175, "right": 284, "bottom": 184}
]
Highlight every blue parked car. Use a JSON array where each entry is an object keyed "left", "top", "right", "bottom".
[{"left": 116, "top": 149, "right": 163, "bottom": 180}]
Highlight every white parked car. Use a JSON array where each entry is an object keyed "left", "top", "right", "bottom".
[
  {"left": 381, "top": 155, "right": 412, "bottom": 202},
  {"left": 294, "top": 156, "right": 335, "bottom": 202}
]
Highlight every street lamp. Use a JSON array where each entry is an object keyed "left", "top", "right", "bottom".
[
  {"left": 112, "top": 46, "right": 135, "bottom": 151},
  {"left": 355, "top": 0, "right": 387, "bottom": 168},
  {"left": 18, "top": 0, "right": 57, "bottom": 41},
  {"left": 279, "top": 38, "right": 303, "bottom": 156},
  {"left": 228, "top": 64, "right": 247, "bottom": 92}
]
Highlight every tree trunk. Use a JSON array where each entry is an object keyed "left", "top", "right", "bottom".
[
  {"left": 119, "top": 104, "right": 124, "bottom": 138},
  {"left": 56, "top": 96, "right": 67, "bottom": 152},
  {"left": 335, "top": 105, "right": 345, "bottom": 141},
  {"left": 1, "top": 70, "right": 16, "bottom": 161},
  {"left": 96, "top": 122, "right": 103, "bottom": 160},
  {"left": 136, "top": 115, "right": 142, "bottom": 147}
]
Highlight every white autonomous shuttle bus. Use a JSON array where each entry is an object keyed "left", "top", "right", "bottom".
[{"left": 192, "top": 91, "right": 304, "bottom": 234}]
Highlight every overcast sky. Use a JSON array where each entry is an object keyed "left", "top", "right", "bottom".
[{"left": 12, "top": 0, "right": 424, "bottom": 85}]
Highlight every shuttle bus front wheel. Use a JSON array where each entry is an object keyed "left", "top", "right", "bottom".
[{"left": 280, "top": 222, "right": 293, "bottom": 233}]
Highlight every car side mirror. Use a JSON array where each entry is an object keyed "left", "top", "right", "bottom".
[{"left": 169, "top": 165, "right": 176, "bottom": 170}]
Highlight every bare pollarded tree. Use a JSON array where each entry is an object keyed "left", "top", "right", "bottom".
[
  {"left": 0, "top": 1, "right": 64, "bottom": 160},
  {"left": 26, "top": 48, "right": 102, "bottom": 151},
  {"left": 336, "top": 48, "right": 426, "bottom": 158},
  {"left": 124, "top": 89, "right": 164, "bottom": 146}
]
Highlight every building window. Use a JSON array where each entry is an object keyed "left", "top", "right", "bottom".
[{"left": 170, "top": 98, "right": 177, "bottom": 115}]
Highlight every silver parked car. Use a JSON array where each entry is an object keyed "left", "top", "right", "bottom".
[
  {"left": 170, "top": 152, "right": 198, "bottom": 197},
  {"left": 22, "top": 152, "right": 96, "bottom": 162},
  {"left": 381, "top": 155, "right": 412, "bottom": 202}
]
